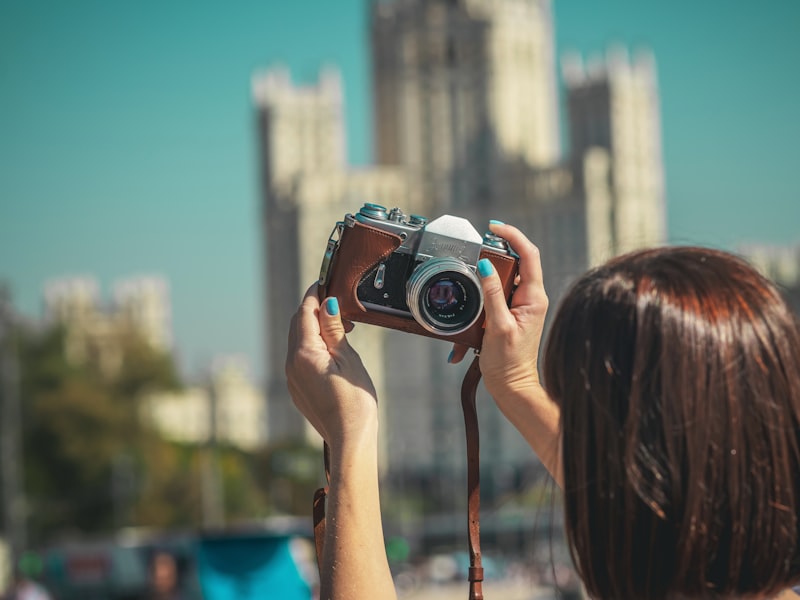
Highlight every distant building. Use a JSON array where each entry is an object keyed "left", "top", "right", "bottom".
[
  {"left": 142, "top": 356, "right": 268, "bottom": 451},
  {"left": 252, "top": 66, "right": 419, "bottom": 453},
  {"left": 254, "top": 0, "right": 667, "bottom": 481},
  {"left": 44, "top": 275, "right": 171, "bottom": 376},
  {"left": 113, "top": 277, "right": 172, "bottom": 350},
  {"left": 43, "top": 276, "right": 268, "bottom": 451},
  {"left": 740, "top": 243, "right": 800, "bottom": 316}
]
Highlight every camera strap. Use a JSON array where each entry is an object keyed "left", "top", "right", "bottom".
[{"left": 312, "top": 353, "right": 486, "bottom": 600}]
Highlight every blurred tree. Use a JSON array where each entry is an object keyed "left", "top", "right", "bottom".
[
  {"left": 134, "top": 437, "right": 203, "bottom": 528},
  {"left": 218, "top": 447, "right": 269, "bottom": 522},
  {"left": 18, "top": 322, "right": 274, "bottom": 542},
  {"left": 18, "top": 324, "right": 186, "bottom": 541},
  {"left": 110, "top": 331, "right": 181, "bottom": 399},
  {"left": 19, "top": 326, "right": 123, "bottom": 540},
  {"left": 253, "top": 441, "right": 324, "bottom": 516}
]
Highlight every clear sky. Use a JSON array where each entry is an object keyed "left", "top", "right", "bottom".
[{"left": 1, "top": 1, "right": 799, "bottom": 381}]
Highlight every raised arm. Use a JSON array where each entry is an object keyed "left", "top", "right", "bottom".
[
  {"left": 450, "top": 222, "right": 562, "bottom": 486},
  {"left": 286, "top": 287, "right": 396, "bottom": 600}
]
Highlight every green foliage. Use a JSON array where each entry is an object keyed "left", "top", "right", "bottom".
[
  {"left": 252, "top": 440, "right": 325, "bottom": 516},
  {"left": 17, "top": 324, "right": 191, "bottom": 543},
  {"left": 133, "top": 437, "right": 203, "bottom": 529},
  {"left": 14, "top": 321, "right": 316, "bottom": 544},
  {"left": 110, "top": 331, "right": 181, "bottom": 399}
]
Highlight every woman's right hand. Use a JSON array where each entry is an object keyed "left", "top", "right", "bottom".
[
  {"left": 450, "top": 222, "right": 549, "bottom": 396},
  {"left": 450, "top": 222, "right": 562, "bottom": 484}
]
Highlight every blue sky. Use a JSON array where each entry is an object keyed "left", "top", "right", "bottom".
[{"left": 1, "top": 1, "right": 798, "bottom": 380}]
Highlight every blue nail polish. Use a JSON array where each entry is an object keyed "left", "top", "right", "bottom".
[
  {"left": 477, "top": 258, "right": 494, "bottom": 278},
  {"left": 489, "top": 219, "right": 504, "bottom": 225},
  {"left": 326, "top": 297, "right": 339, "bottom": 316},
  {"left": 447, "top": 349, "right": 455, "bottom": 363}
]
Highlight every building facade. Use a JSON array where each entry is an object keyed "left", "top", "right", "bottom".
[
  {"left": 255, "top": 0, "right": 667, "bottom": 483},
  {"left": 740, "top": 243, "right": 800, "bottom": 316},
  {"left": 44, "top": 275, "right": 172, "bottom": 376},
  {"left": 142, "top": 356, "right": 268, "bottom": 451}
]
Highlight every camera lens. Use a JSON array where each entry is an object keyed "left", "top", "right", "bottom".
[{"left": 406, "top": 258, "right": 484, "bottom": 335}]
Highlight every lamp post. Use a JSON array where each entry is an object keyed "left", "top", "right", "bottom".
[{"left": 0, "top": 285, "right": 26, "bottom": 572}]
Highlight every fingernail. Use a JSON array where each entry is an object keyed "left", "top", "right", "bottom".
[
  {"left": 326, "top": 297, "right": 339, "bottom": 316},
  {"left": 477, "top": 258, "right": 494, "bottom": 278},
  {"left": 489, "top": 219, "right": 504, "bottom": 225},
  {"left": 447, "top": 349, "right": 454, "bottom": 363}
]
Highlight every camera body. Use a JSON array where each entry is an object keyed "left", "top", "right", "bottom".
[{"left": 318, "top": 203, "right": 519, "bottom": 349}]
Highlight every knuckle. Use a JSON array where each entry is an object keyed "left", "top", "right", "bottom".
[
  {"left": 491, "top": 317, "right": 515, "bottom": 336},
  {"left": 499, "top": 321, "right": 516, "bottom": 336},
  {"left": 483, "top": 280, "right": 505, "bottom": 299},
  {"left": 324, "top": 320, "right": 342, "bottom": 334},
  {"left": 539, "top": 292, "right": 549, "bottom": 310}
]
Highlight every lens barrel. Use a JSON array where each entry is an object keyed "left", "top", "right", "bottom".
[{"left": 406, "top": 258, "right": 484, "bottom": 335}]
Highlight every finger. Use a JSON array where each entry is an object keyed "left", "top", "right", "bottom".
[
  {"left": 447, "top": 343, "right": 470, "bottom": 365},
  {"left": 318, "top": 296, "right": 348, "bottom": 354},
  {"left": 287, "top": 311, "right": 299, "bottom": 355},
  {"left": 477, "top": 257, "right": 515, "bottom": 331},
  {"left": 343, "top": 319, "right": 356, "bottom": 334},
  {"left": 296, "top": 284, "right": 323, "bottom": 346},
  {"left": 488, "top": 222, "right": 546, "bottom": 310}
]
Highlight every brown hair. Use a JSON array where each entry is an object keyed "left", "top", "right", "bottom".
[{"left": 543, "top": 246, "right": 800, "bottom": 599}]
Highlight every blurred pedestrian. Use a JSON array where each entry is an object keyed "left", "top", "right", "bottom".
[
  {"left": 144, "top": 551, "right": 183, "bottom": 600},
  {"left": 4, "top": 553, "right": 52, "bottom": 600}
]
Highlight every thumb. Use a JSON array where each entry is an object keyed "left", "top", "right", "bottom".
[{"left": 319, "top": 297, "right": 348, "bottom": 353}]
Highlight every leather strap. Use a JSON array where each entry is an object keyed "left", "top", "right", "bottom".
[
  {"left": 461, "top": 354, "right": 484, "bottom": 600},
  {"left": 312, "top": 355, "right": 485, "bottom": 599},
  {"left": 313, "top": 444, "right": 331, "bottom": 580}
]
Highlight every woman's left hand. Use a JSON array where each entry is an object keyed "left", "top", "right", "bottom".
[
  {"left": 285, "top": 285, "right": 397, "bottom": 600},
  {"left": 285, "top": 285, "right": 379, "bottom": 451}
]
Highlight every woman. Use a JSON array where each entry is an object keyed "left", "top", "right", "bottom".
[{"left": 286, "top": 222, "right": 800, "bottom": 599}]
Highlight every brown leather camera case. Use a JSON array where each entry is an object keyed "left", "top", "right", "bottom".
[{"left": 320, "top": 219, "right": 519, "bottom": 349}]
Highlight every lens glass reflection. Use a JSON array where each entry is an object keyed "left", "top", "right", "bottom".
[{"left": 422, "top": 274, "right": 478, "bottom": 330}]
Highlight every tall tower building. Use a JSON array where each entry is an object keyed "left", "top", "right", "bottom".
[
  {"left": 254, "top": 67, "right": 418, "bottom": 444},
  {"left": 253, "top": 67, "right": 346, "bottom": 441},
  {"left": 43, "top": 275, "right": 173, "bottom": 376},
  {"left": 255, "top": 0, "right": 667, "bottom": 487},
  {"left": 563, "top": 48, "right": 666, "bottom": 255},
  {"left": 371, "top": 0, "right": 560, "bottom": 212},
  {"left": 740, "top": 243, "right": 800, "bottom": 316},
  {"left": 44, "top": 277, "right": 100, "bottom": 325},
  {"left": 114, "top": 276, "right": 172, "bottom": 350}
]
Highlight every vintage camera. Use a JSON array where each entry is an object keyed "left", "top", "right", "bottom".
[{"left": 318, "top": 203, "right": 519, "bottom": 349}]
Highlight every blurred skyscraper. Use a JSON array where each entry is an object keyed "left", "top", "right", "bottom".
[
  {"left": 44, "top": 275, "right": 171, "bottom": 376},
  {"left": 142, "top": 356, "right": 268, "bottom": 450},
  {"left": 740, "top": 243, "right": 800, "bottom": 315},
  {"left": 43, "top": 275, "right": 269, "bottom": 449},
  {"left": 254, "top": 0, "right": 666, "bottom": 485}
]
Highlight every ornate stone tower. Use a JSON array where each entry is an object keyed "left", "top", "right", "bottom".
[
  {"left": 253, "top": 67, "right": 416, "bottom": 445},
  {"left": 254, "top": 1, "right": 668, "bottom": 488},
  {"left": 371, "top": 0, "right": 560, "bottom": 212},
  {"left": 563, "top": 48, "right": 666, "bottom": 257},
  {"left": 253, "top": 67, "right": 348, "bottom": 440}
]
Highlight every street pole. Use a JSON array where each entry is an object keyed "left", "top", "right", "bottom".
[
  {"left": 201, "top": 377, "right": 224, "bottom": 528},
  {"left": 0, "top": 285, "right": 26, "bottom": 572}
]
